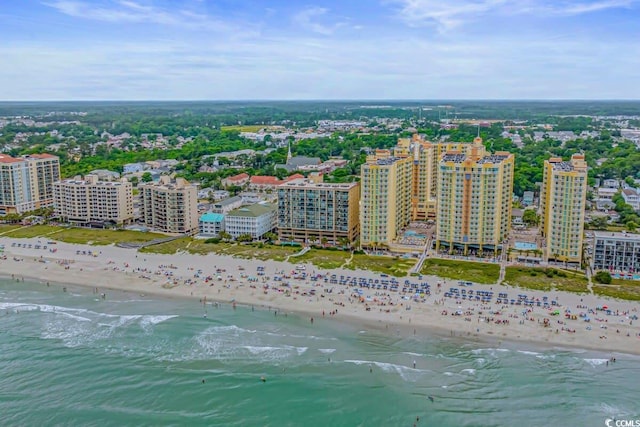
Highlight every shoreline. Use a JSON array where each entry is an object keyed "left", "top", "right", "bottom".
[{"left": 1, "top": 236, "right": 639, "bottom": 357}]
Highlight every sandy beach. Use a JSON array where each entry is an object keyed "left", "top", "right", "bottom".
[{"left": 1, "top": 236, "right": 639, "bottom": 356}]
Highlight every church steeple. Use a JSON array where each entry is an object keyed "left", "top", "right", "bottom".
[{"left": 287, "top": 140, "right": 293, "bottom": 163}]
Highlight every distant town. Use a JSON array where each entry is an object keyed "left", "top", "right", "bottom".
[{"left": 1, "top": 101, "right": 640, "bottom": 286}]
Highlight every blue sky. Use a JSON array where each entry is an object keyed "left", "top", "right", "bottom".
[{"left": 1, "top": 0, "right": 639, "bottom": 100}]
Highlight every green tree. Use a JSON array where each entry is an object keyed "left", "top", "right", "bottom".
[
  {"left": 522, "top": 209, "right": 540, "bottom": 226},
  {"left": 263, "top": 232, "right": 278, "bottom": 243},
  {"left": 236, "top": 233, "right": 253, "bottom": 242},
  {"left": 141, "top": 172, "right": 153, "bottom": 182},
  {"left": 594, "top": 271, "right": 612, "bottom": 284}
]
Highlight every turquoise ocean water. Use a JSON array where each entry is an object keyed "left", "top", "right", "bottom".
[{"left": 1, "top": 278, "right": 638, "bottom": 427}]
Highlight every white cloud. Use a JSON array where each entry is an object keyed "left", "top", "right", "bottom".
[
  {"left": 292, "top": 6, "right": 344, "bottom": 35},
  {"left": 387, "top": 0, "right": 638, "bottom": 30},
  {"left": 43, "top": 0, "right": 234, "bottom": 31},
  {"left": 1, "top": 32, "right": 639, "bottom": 100}
]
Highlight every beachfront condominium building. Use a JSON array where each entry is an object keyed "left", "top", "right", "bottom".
[
  {"left": 53, "top": 175, "right": 134, "bottom": 225},
  {"left": 225, "top": 203, "right": 277, "bottom": 239},
  {"left": 277, "top": 177, "right": 360, "bottom": 246},
  {"left": 395, "top": 135, "right": 479, "bottom": 221},
  {"left": 540, "top": 154, "right": 588, "bottom": 264},
  {"left": 139, "top": 176, "right": 198, "bottom": 234},
  {"left": 435, "top": 137, "right": 514, "bottom": 256},
  {"left": 359, "top": 149, "right": 412, "bottom": 249},
  {"left": 591, "top": 231, "right": 640, "bottom": 275},
  {"left": 0, "top": 153, "right": 60, "bottom": 215}
]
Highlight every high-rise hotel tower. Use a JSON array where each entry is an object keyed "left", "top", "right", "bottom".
[
  {"left": 540, "top": 154, "right": 587, "bottom": 264},
  {"left": 435, "top": 137, "right": 514, "bottom": 256},
  {"left": 359, "top": 149, "right": 412, "bottom": 249}
]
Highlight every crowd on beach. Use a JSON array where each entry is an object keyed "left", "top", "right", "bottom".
[{"left": 1, "top": 235, "right": 640, "bottom": 354}]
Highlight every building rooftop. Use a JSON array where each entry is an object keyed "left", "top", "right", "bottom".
[
  {"left": 593, "top": 231, "right": 640, "bottom": 241},
  {"left": 287, "top": 156, "right": 322, "bottom": 167},
  {"left": 227, "top": 203, "right": 277, "bottom": 218},
  {"left": 215, "top": 196, "right": 242, "bottom": 207},
  {"left": 250, "top": 175, "right": 281, "bottom": 186},
  {"left": 477, "top": 154, "right": 512, "bottom": 164},
  {"left": 199, "top": 212, "right": 225, "bottom": 222},
  {"left": 0, "top": 153, "right": 59, "bottom": 163},
  {"left": 280, "top": 178, "right": 358, "bottom": 190},
  {"left": 441, "top": 153, "right": 466, "bottom": 163},
  {"left": 226, "top": 173, "right": 250, "bottom": 182}
]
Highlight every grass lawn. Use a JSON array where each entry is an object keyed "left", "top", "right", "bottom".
[
  {"left": 503, "top": 267, "right": 589, "bottom": 293},
  {"left": 221, "top": 125, "right": 265, "bottom": 132},
  {"left": 420, "top": 258, "right": 500, "bottom": 284},
  {"left": 139, "top": 237, "right": 192, "bottom": 254},
  {"left": 2, "top": 225, "right": 166, "bottom": 245},
  {"left": 0, "top": 224, "right": 25, "bottom": 235},
  {"left": 140, "top": 239, "right": 300, "bottom": 261},
  {"left": 2, "top": 225, "right": 63, "bottom": 238},
  {"left": 294, "top": 249, "right": 349, "bottom": 270},
  {"left": 347, "top": 254, "right": 415, "bottom": 277},
  {"left": 52, "top": 228, "right": 166, "bottom": 245},
  {"left": 216, "top": 243, "right": 299, "bottom": 261},
  {"left": 593, "top": 279, "right": 640, "bottom": 301}
]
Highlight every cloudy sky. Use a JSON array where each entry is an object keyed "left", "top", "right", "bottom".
[{"left": 2, "top": 0, "right": 639, "bottom": 100}]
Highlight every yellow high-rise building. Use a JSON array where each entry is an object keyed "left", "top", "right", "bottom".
[
  {"left": 395, "top": 135, "right": 480, "bottom": 221},
  {"left": 359, "top": 149, "right": 412, "bottom": 249},
  {"left": 435, "top": 137, "right": 514, "bottom": 256},
  {"left": 540, "top": 154, "right": 588, "bottom": 264}
]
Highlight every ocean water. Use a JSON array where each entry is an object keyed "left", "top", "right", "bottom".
[{"left": 1, "top": 279, "right": 638, "bottom": 427}]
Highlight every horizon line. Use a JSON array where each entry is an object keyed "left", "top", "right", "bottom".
[{"left": 1, "top": 98, "right": 640, "bottom": 103}]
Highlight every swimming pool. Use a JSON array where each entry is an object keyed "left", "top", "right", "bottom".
[
  {"left": 514, "top": 242, "right": 537, "bottom": 251},
  {"left": 404, "top": 231, "right": 426, "bottom": 239}
]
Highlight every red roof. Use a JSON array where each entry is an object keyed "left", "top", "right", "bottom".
[
  {"left": 0, "top": 154, "right": 21, "bottom": 163},
  {"left": 227, "top": 173, "right": 249, "bottom": 182},
  {"left": 284, "top": 173, "right": 305, "bottom": 182},
  {"left": 250, "top": 175, "right": 281, "bottom": 185}
]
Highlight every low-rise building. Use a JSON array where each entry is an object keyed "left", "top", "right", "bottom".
[
  {"left": 225, "top": 203, "right": 277, "bottom": 239},
  {"left": 522, "top": 191, "right": 535, "bottom": 207},
  {"left": 212, "top": 196, "right": 243, "bottom": 214},
  {"left": 89, "top": 169, "right": 121, "bottom": 181},
  {"left": 211, "top": 190, "right": 230, "bottom": 201},
  {"left": 221, "top": 173, "right": 250, "bottom": 188},
  {"left": 53, "top": 175, "right": 133, "bottom": 225},
  {"left": 239, "top": 192, "right": 263, "bottom": 205},
  {"left": 123, "top": 162, "right": 147, "bottom": 174},
  {"left": 622, "top": 188, "right": 640, "bottom": 211},
  {"left": 592, "top": 231, "right": 640, "bottom": 275},
  {"left": 248, "top": 175, "right": 281, "bottom": 191},
  {"left": 198, "top": 212, "right": 225, "bottom": 237}
]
